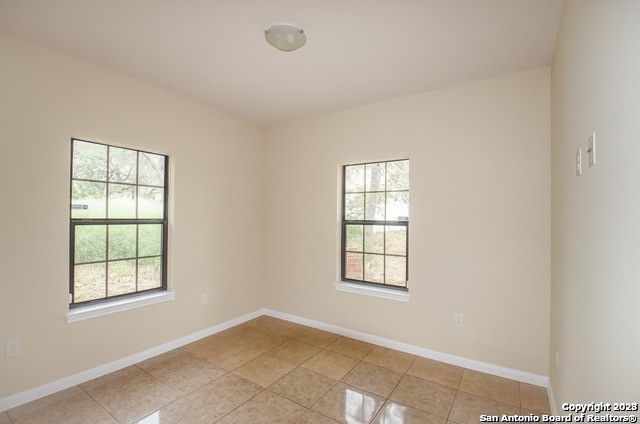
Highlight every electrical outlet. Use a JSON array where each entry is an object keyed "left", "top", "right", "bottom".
[
  {"left": 454, "top": 313, "right": 464, "bottom": 327},
  {"left": 6, "top": 339, "right": 20, "bottom": 358},
  {"left": 200, "top": 293, "right": 208, "bottom": 306},
  {"left": 555, "top": 349, "right": 559, "bottom": 369}
]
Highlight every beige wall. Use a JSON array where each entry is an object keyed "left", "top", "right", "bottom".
[
  {"left": 0, "top": 28, "right": 555, "bottom": 401},
  {"left": 550, "top": 0, "right": 640, "bottom": 406},
  {"left": 265, "top": 68, "right": 551, "bottom": 376},
  {"left": 0, "top": 32, "right": 266, "bottom": 397}
]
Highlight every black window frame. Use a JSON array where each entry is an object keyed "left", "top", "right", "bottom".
[
  {"left": 341, "top": 159, "right": 409, "bottom": 291},
  {"left": 69, "top": 138, "right": 169, "bottom": 308}
]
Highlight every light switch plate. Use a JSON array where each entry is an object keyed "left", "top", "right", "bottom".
[
  {"left": 576, "top": 148, "right": 582, "bottom": 176},
  {"left": 588, "top": 132, "right": 596, "bottom": 166}
]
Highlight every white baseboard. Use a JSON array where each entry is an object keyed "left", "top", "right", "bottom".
[
  {"left": 262, "top": 308, "right": 549, "bottom": 387},
  {"left": 0, "top": 309, "right": 263, "bottom": 413},
  {"left": 1, "top": 307, "right": 550, "bottom": 413}
]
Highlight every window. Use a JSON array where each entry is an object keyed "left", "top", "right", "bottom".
[
  {"left": 69, "top": 139, "right": 168, "bottom": 307},
  {"left": 342, "top": 159, "right": 409, "bottom": 290}
]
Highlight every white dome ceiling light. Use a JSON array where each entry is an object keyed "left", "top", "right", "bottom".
[{"left": 265, "top": 24, "right": 306, "bottom": 52}]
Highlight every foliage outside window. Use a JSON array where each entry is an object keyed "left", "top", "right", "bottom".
[
  {"left": 69, "top": 139, "right": 168, "bottom": 307},
  {"left": 342, "top": 159, "right": 409, "bottom": 289}
]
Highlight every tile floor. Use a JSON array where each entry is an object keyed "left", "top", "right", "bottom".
[{"left": 3, "top": 316, "right": 550, "bottom": 423}]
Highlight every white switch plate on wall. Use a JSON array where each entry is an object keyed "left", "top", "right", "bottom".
[
  {"left": 576, "top": 147, "right": 582, "bottom": 176},
  {"left": 588, "top": 132, "right": 596, "bottom": 166},
  {"left": 454, "top": 312, "right": 464, "bottom": 327}
]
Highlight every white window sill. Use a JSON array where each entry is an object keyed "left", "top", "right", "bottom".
[
  {"left": 334, "top": 282, "right": 410, "bottom": 302},
  {"left": 67, "top": 291, "right": 175, "bottom": 323}
]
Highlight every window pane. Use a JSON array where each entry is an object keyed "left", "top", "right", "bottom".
[
  {"left": 138, "top": 152, "right": 165, "bottom": 186},
  {"left": 75, "top": 225, "right": 106, "bottom": 263},
  {"left": 108, "top": 260, "right": 136, "bottom": 296},
  {"left": 109, "top": 147, "right": 137, "bottom": 183},
  {"left": 364, "top": 254, "right": 384, "bottom": 283},
  {"left": 365, "top": 192, "right": 385, "bottom": 220},
  {"left": 72, "top": 140, "right": 107, "bottom": 181},
  {"left": 385, "top": 226, "right": 407, "bottom": 255},
  {"left": 74, "top": 262, "right": 106, "bottom": 302},
  {"left": 108, "top": 224, "right": 136, "bottom": 260},
  {"left": 345, "top": 165, "right": 365, "bottom": 193},
  {"left": 138, "top": 257, "right": 162, "bottom": 290},
  {"left": 345, "top": 225, "right": 363, "bottom": 252},
  {"left": 108, "top": 183, "right": 136, "bottom": 218},
  {"left": 366, "top": 162, "right": 385, "bottom": 191},
  {"left": 385, "top": 256, "right": 406, "bottom": 286},
  {"left": 344, "top": 193, "right": 364, "bottom": 220},
  {"left": 386, "top": 160, "right": 409, "bottom": 190},
  {"left": 364, "top": 225, "right": 384, "bottom": 254},
  {"left": 138, "top": 187, "right": 164, "bottom": 218},
  {"left": 139, "top": 224, "right": 162, "bottom": 257},
  {"left": 386, "top": 191, "right": 409, "bottom": 221},
  {"left": 345, "top": 252, "right": 363, "bottom": 280},
  {"left": 71, "top": 181, "right": 106, "bottom": 218}
]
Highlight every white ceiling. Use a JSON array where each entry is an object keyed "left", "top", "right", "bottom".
[{"left": 0, "top": 0, "right": 563, "bottom": 124}]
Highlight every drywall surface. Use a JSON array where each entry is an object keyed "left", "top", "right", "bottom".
[
  {"left": 265, "top": 68, "right": 551, "bottom": 375},
  {"left": 550, "top": 0, "right": 640, "bottom": 406},
  {"left": 0, "top": 32, "right": 265, "bottom": 397}
]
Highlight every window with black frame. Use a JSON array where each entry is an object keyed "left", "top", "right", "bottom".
[
  {"left": 69, "top": 139, "right": 168, "bottom": 307},
  {"left": 342, "top": 159, "right": 409, "bottom": 289}
]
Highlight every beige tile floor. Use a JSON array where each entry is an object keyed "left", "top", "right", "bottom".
[{"left": 3, "top": 316, "right": 550, "bottom": 423}]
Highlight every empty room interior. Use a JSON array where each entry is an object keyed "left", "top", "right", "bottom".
[{"left": 0, "top": 0, "right": 638, "bottom": 423}]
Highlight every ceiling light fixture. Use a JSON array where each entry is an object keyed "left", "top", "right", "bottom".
[{"left": 265, "top": 24, "right": 306, "bottom": 52}]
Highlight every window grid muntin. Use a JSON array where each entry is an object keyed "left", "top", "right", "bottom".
[
  {"left": 69, "top": 138, "right": 168, "bottom": 308},
  {"left": 342, "top": 159, "right": 409, "bottom": 290}
]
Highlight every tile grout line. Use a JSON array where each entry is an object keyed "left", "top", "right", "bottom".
[
  {"left": 219, "top": 332, "right": 298, "bottom": 421},
  {"left": 217, "top": 327, "right": 325, "bottom": 422},
  {"left": 446, "top": 366, "right": 464, "bottom": 422},
  {"left": 77, "top": 384, "right": 121, "bottom": 424},
  {"left": 261, "top": 331, "right": 358, "bottom": 420}
]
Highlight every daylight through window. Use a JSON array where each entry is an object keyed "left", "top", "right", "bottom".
[
  {"left": 69, "top": 139, "right": 168, "bottom": 306},
  {"left": 342, "top": 159, "right": 409, "bottom": 289}
]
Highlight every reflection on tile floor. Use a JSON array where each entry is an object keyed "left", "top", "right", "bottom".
[{"left": 5, "top": 316, "right": 550, "bottom": 423}]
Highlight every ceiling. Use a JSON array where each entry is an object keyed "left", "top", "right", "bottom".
[{"left": 0, "top": 0, "right": 563, "bottom": 124}]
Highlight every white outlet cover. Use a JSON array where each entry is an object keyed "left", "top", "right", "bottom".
[{"left": 6, "top": 338, "right": 21, "bottom": 358}]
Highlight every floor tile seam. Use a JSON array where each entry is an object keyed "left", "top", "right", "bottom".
[
  {"left": 339, "top": 359, "right": 401, "bottom": 398},
  {"left": 220, "top": 388, "right": 294, "bottom": 423},
  {"left": 305, "top": 374, "right": 364, "bottom": 422},
  {"left": 456, "top": 385, "right": 523, "bottom": 410},
  {"left": 389, "top": 371, "right": 458, "bottom": 420},
  {"left": 460, "top": 368, "right": 523, "bottom": 408},
  {"left": 77, "top": 384, "right": 122, "bottom": 424},
  {"left": 265, "top": 362, "right": 343, "bottom": 412},
  {"left": 263, "top": 387, "right": 315, "bottom": 413},
  {"left": 382, "top": 363, "right": 406, "bottom": 402},
  {"left": 446, "top": 388, "right": 460, "bottom": 422},
  {"left": 133, "top": 363, "right": 189, "bottom": 397}
]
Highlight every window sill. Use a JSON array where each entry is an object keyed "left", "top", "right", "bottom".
[
  {"left": 334, "top": 282, "right": 410, "bottom": 302},
  {"left": 67, "top": 291, "right": 175, "bottom": 323}
]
